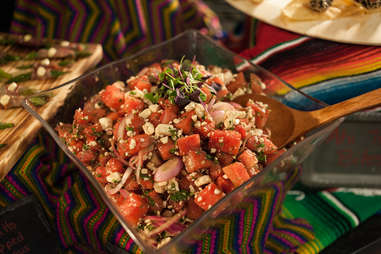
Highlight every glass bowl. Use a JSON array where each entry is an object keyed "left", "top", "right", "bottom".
[{"left": 22, "top": 30, "right": 343, "bottom": 253}]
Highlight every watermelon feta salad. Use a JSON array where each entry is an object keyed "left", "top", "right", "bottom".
[{"left": 56, "top": 58, "right": 286, "bottom": 248}]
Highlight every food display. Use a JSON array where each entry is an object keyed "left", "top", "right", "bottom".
[
  {"left": 243, "top": 0, "right": 380, "bottom": 20},
  {"left": 56, "top": 58, "right": 286, "bottom": 248},
  {"left": 0, "top": 33, "right": 93, "bottom": 110},
  {"left": 283, "top": 0, "right": 380, "bottom": 20},
  {"left": 0, "top": 32, "right": 102, "bottom": 182}
]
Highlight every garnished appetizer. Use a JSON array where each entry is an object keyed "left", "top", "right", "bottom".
[
  {"left": 56, "top": 58, "right": 285, "bottom": 248},
  {"left": 282, "top": 0, "right": 381, "bottom": 21}
]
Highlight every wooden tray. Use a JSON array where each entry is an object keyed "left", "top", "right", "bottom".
[{"left": 0, "top": 38, "right": 103, "bottom": 180}]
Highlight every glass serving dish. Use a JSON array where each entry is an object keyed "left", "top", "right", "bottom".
[{"left": 22, "top": 30, "right": 343, "bottom": 253}]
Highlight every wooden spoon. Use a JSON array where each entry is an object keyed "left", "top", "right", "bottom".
[{"left": 234, "top": 88, "right": 381, "bottom": 148}]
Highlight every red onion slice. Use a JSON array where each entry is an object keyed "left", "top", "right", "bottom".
[
  {"left": 108, "top": 167, "right": 133, "bottom": 195},
  {"left": 110, "top": 139, "right": 129, "bottom": 167},
  {"left": 154, "top": 157, "right": 183, "bottom": 182},
  {"left": 145, "top": 216, "right": 186, "bottom": 235},
  {"left": 146, "top": 210, "right": 186, "bottom": 237},
  {"left": 212, "top": 102, "right": 234, "bottom": 112},
  {"left": 210, "top": 110, "right": 225, "bottom": 124},
  {"left": 117, "top": 117, "right": 126, "bottom": 141}
]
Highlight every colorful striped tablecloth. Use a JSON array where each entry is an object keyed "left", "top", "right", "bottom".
[
  {"left": 240, "top": 21, "right": 381, "bottom": 253},
  {"left": 2, "top": 1, "right": 381, "bottom": 253}
]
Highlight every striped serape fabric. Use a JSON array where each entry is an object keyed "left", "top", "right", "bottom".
[
  {"left": 10, "top": 0, "right": 223, "bottom": 62},
  {"left": 239, "top": 21, "right": 381, "bottom": 253}
]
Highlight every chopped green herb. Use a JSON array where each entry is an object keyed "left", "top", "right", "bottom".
[
  {"left": 0, "top": 122, "right": 15, "bottom": 130},
  {"left": 126, "top": 127, "right": 134, "bottom": 132},
  {"left": 83, "top": 144, "right": 90, "bottom": 150},
  {"left": 0, "top": 144, "right": 6, "bottom": 149},
  {"left": 199, "top": 90, "right": 207, "bottom": 102},
  {"left": 91, "top": 128, "right": 103, "bottom": 137},
  {"left": 169, "top": 148, "right": 177, "bottom": 154},
  {"left": 170, "top": 190, "right": 189, "bottom": 202},
  {"left": 143, "top": 190, "right": 155, "bottom": 206},
  {"left": 6, "top": 72, "right": 32, "bottom": 84},
  {"left": 258, "top": 143, "right": 265, "bottom": 148},
  {"left": 257, "top": 151, "right": 267, "bottom": 163},
  {"left": 206, "top": 153, "right": 214, "bottom": 160},
  {"left": 144, "top": 92, "right": 159, "bottom": 104},
  {"left": 216, "top": 122, "right": 224, "bottom": 129}
]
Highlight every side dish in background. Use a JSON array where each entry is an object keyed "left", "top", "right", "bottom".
[
  {"left": 283, "top": 0, "right": 381, "bottom": 20},
  {"left": 56, "top": 58, "right": 285, "bottom": 248},
  {"left": 0, "top": 33, "right": 94, "bottom": 110}
]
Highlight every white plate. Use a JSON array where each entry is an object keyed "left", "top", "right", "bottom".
[{"left": 226, "top": 0, "right": 381, "bottom": 45}]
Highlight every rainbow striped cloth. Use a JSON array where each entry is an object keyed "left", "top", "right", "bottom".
[
  {"left": 240, "top": 21, "right": 381, "bottom": 253},
  {"left": 10, "top": 0, "right": 223, "bottom": 63},
  {"left": 3, "top": 1, "right": 381, "bottom": 253}
]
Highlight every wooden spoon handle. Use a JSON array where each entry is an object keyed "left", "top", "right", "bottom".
[{"left": 310, "top": 87, "right": 381, "bottom": 125}]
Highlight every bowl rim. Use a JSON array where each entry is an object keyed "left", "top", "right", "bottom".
[{"left": 22, "top": 29, "right": 337, "bottom": 253}]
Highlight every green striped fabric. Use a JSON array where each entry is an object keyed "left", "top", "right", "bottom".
[{"left": 283, "top": 186, "right": 381, "bottom": 253}]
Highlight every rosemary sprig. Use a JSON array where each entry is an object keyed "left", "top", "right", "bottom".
[
  {"left": 0, "top": 69, "right": 12, "bottom": 80},
  {"left": 75, "top": 51, "right": 92, "bottom": 60},
  {"left": 0, "top": 122, "right": 15, "bottom": 130},
  {"left": 0, "top": 54, "right": 21, "bottom": 65},
  {"left": 6, "top": 72, "right": 32, "bottom": 84},
  {"left": 50, "top": 70, "right": 67, "bottom": 78},
  {"left": 58, "top": 59, "right": 73, "bottom": 67},
  {"left": 16, "top": 64, "right": 33, "bottom": 70},
  {"left": 28, "top": 94, "right": 49, "bottom": 107},
  {"left": 24, "top": 51, "right": 38, "bottom": 60}
]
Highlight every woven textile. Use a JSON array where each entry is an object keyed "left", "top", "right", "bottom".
[
  {"left": 10, "top": 0, "right": 223, "bottom": 62},
  {"left": 240, "top": 21, "right": 381, "bottom": 254}
]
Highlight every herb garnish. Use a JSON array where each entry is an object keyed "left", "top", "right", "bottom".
[
  {"left": 0, "top": 144, "right": 6, "bottom": 149},
  {"left": 144, "top": 92, "right": 159, "bottom": 104},
  {"left": 143, "top": 191, "right": 155, "bottom": 206},
  {"left": 257, "top": 151, "right": 267, "bottom": 163},
  {"left": 147, "top": 57, "right": 208, "bottom": 107},
  {"left": 169, "top": 190, "right": 189, "bottom": 202}
]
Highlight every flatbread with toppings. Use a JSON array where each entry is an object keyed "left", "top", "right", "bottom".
[{"left": 282, "top": 0, "right": 380, "bottom": 20}]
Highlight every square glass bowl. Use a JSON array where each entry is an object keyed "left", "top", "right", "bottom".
[{"left": 22, "top": 30, "right": 343, "bottom": 253}]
